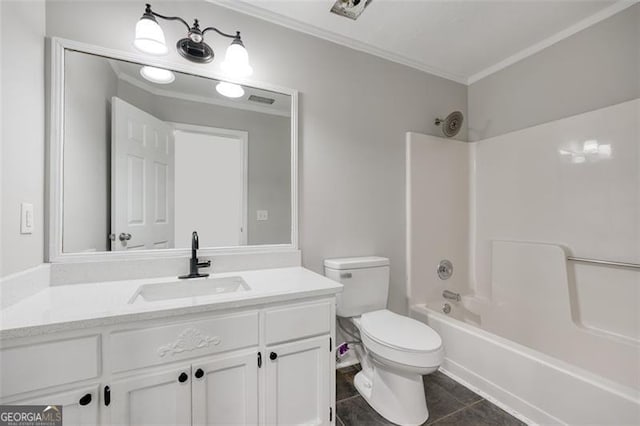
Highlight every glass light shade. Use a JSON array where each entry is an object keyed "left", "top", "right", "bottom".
[
  {"left": 221, "top": 42, "right": 253, "bottom": 78},
  {"left": 216, "top": 82, "right": 245, "bottom": 98},
  {"left": 140, "top": 66, "right": 175, "bottom": 84},
  {"left": 134, "top": 18, "right": 168, "bottom": 55}
]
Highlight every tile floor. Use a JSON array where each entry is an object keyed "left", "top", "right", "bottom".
[{"left": 336, "top": 365, "right": 526, "bottom": 426}]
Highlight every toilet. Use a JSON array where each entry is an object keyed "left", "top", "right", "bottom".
[{"left": 325, "top": 256, "right": 443, "bottom": 426}]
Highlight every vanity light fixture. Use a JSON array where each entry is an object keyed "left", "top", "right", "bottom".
[
  {"left": 134, "top": 3, "right": 253, "bottom": 77},
  {"left": 140, "top": 66, "right": 175, "bottom": 84},
  {"left": 216, "top": 82, "right": 245, "bottom": 98}
]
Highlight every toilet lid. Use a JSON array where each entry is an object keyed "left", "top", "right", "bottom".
[{"left": 360, "top": 310, "right": 442, "bottom": 353}]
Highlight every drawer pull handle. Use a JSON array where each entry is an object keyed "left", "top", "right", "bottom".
[
  {"left": 104, "top": 386, "right": 111, "bottom": 407},
  {"left": 194, "top": 368, "right": 204, "bottom": 379},
  {"left": 79, "top": 393, "right": 92, "bottom": 406},
  {"left": 269, "top": 352, "right": 278, "bottom": 360},
  {"left": 178, "top": 372, "right": 189, "bottom": 383}
]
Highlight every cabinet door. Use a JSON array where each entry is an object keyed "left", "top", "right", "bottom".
[
  {"left": 192, "top": 351, "right": 258, "bottom": 425},
  {"left": 11, "top": 385, "right": 99, "bottom": 426},
  {"left": 110, "top": 365, "right": 191, "bottom": 426},
  {"left": 265, "top": 336, "right": 331, "bottom": 425}
]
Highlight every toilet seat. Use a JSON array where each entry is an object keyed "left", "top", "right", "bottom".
[{"left": 359, "top": 309, "right": 443, "bottom": 368}]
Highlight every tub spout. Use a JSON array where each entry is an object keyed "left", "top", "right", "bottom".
[{"left": 443, "top": 290, "right": 461, "bottom": 302}]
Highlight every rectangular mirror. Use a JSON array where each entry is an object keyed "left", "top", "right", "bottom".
[{"left": 49, "top": 40, "right": 297, "bottom": 259}]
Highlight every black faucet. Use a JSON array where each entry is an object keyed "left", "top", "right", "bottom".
[{"left": 179, "top": 231, "right": 211, "bottom": 279}]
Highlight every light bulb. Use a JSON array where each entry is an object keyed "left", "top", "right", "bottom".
[
  {"left": 134, "top": 18, "right": 168, "bottom": 55},
  {"left": 221, "top": 41, "right": 253, "bottom": 78},
  {"left": 216, "top": 82, "right": 244, "bottom": 98},
  {"left": 140, "top": 66, "right": 175, "bottom": 84}
]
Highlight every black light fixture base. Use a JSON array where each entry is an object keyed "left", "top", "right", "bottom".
[{"left": 176, "top": 38, "right": 214, "bottom": 63}]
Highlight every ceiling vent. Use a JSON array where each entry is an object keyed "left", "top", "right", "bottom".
[
  {"left": 330, "top": 0, "right": 372, "bottom": 20},
  {"left": 248, "top": 94, "right": 275, "bottom": 105}
]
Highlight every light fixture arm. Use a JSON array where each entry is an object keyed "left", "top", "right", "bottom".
[
  {"left": 144, "top": 4, "right": 190, "bottom": 30},
  {"left": 202, "top": 28, "right": 240, "bottom": 40}
]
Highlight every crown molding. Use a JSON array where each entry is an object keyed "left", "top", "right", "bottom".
[
  {"left": 206, "top": 0, "right": 469, "bottom": 85},
  {"left": 208, "top": 0, "right": 638, "bottom": 87},
  {"left": 466, "top": 0, "right": 638, "bottom": 84}
]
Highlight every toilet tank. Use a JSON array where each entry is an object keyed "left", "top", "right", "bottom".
[{"left": 324, "top": 256, "right": 390, "bottom": 317}]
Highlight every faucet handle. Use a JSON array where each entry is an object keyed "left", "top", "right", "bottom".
[
  {"left": 198, "top": 260, "right": 211, "bottom": 268},
  {"left": 192, "top": 231, "right": 199, "bottom": 250}
]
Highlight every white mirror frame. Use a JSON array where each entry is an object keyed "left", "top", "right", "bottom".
[{"left": 47, "top": 37, "right": 298, "bottom": 263}]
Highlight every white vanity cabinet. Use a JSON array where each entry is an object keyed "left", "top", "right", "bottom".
[
  {"left": 9, "top": 385, "right": 101, "bottom": 426},
  {"left": 191, "top": 350, "right": 259, "bottom": 425},
  {"left": 0, "top": 296, "right": 336, "bottom": 426},
  {"left": 109, "top": 364, "right": 193, "bottom": 426},
  {"left": 264, "top": 336, "right": 332, "bottom": 425}
]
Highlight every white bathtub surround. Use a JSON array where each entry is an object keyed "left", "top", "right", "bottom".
[
  {"left": 325, "top": 257, "right": 443, "bottom": 425},
  {"left": 1, "top": 267, "right": 340, "bottom": 425},
  {"left": 0, "top": 266, "right": 339, "bottom": 338},
  {"left": 406, "top": 99, "right": 640, "bottom": 424},
  {"left": 405, "top": 132, "right": 471, "bottom": 304},
  {"left": 411, "top": 305, "right": 640, "bottom": 426}
]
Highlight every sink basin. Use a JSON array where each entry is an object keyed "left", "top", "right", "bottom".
[{"left": 129, "top": 276, "right": 250, "bottom": 303}]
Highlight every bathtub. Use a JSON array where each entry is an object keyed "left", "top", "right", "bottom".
[{"left": 411, "top": 302, "right": 640, "bottom": 425}]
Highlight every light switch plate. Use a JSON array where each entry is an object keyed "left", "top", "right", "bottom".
[
  {"left": 257, "top": 210, "right": 269, "bottom": 221},
  {"left": 20, "top": 203, "right": 34, "bottom": 234}
]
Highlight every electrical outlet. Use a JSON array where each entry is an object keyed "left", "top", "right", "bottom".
[
  {"left": 20, "top": 203, "right": 34, "bottom": 234},
  {"left": 257, "top": 210, "right": 269, "bottom": 221}
]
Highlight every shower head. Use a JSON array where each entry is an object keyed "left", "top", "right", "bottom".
[{"left": 435, "top": 111, "right": 464, "bottom": 138}]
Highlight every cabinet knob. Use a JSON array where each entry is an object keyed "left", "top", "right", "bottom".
[
  {"left": 194, "top": 368, "right": 204, "bottom": 379},
  {"left": 269, "top": 352, "right": 278, "bottom": 360},
  {"left": 178, "top": 372, "right": 189, "bottom": 383},
  {"left": 79, "top": 393, "right": 92, "bottom": 406}
]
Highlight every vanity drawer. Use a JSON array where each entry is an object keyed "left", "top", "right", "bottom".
[
  {"left": 0, "top": 335, "right": 100, "bottom": 398},
  {"left": 110, "top": 311, "right": 259, "bottom": 373},
  {"left": 264, "top": 300, "right": 332, "bottom": 345}
]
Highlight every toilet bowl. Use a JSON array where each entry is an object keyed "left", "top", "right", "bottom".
[{"left": 324, "top": 257, "right": 444, "bottom": 425}]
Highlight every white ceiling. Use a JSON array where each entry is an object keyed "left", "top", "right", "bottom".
[{"left": 212, "top": 0, "right": 633, "bottom": 84}]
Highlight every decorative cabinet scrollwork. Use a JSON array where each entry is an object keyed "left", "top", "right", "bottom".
[{"left": 157, "top": 328, "right": 222, "bottom": 358}]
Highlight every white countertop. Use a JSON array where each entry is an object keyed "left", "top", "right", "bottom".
[{"left": 0, "top": 267, "right": 342, "bottom": 339}]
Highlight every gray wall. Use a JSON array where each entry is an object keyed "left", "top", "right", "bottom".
[
  {"left": 117, "top": 79, "right": 291, "bottom": 246},
  {"left": 46, "top": 1, "right": 467, "bottom": 313},
  {"left": 1, "top": 0, "right": 46, "bottom": 277},
  {"left": 63, "top": 51, "right": 118, "bottom": 253},
  {"left": 468, "top": 3, "right": 640, "bottom": 141}
]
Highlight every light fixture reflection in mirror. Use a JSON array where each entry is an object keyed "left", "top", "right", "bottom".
[
  {"left": 558, "top": 139, "right": 612, "bottom": 164},
  {"left": 216, "top": 81, "right": 245, "bottom": 98},
  {"left": 140, "top": 66, "right": 175, "bottom": 84}
]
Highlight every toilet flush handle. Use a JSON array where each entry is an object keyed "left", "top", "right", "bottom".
[{"left": 340, "top": 272, "right": 352, "bottom": 279}]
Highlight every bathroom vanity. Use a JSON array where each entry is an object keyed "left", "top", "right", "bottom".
[{"left": 0, "top": 267, "right": 341, "bottom": 425}]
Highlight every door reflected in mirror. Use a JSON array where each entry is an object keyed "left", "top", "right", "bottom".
[{"left": 62, "top": 50, "right": 292, "bottom": 253}]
